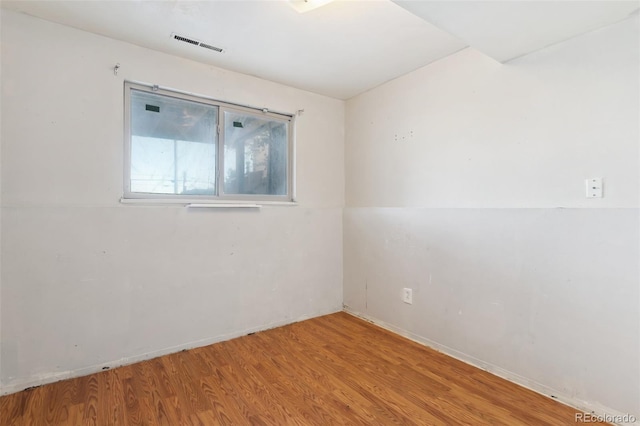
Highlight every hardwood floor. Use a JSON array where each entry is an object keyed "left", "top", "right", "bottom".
[{"left": 1, "top": 312, "right": 604, "bottom": 425}]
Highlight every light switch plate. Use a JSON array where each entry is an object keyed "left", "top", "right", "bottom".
[{"left": 586, "top": 178, "right": 603, "bottom": 198}]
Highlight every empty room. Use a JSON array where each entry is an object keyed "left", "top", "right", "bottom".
[{"left": 0, "top": 0, "right": 638, "bottom": 424}]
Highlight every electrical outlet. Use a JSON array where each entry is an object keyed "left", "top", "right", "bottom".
[{"left": 402, "top": 288, "right": 413, "bottom": 304}]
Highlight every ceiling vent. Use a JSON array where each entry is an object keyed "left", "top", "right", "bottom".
[{"left": 171, "top": 33, "right": 224, "bottom": 53}]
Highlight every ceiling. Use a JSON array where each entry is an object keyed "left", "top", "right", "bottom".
[
  {"left": 1, "top": 0, "right": 638, "bottom": 100},
  {"left": 393, "top": 1, "right": 640, "bottom": 63}
]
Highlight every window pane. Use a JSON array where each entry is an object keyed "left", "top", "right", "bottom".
[
  {"left": 223, "top": 111, "right": 288, "bottom": 196},
  {"left": 130, "top": 90, "right": 217, "bottom": 195}
]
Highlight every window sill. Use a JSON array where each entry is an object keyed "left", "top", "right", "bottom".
[{"left": 119, "top": 198, "right": 298, "bottom": 208}]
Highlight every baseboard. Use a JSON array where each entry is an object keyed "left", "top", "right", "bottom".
[
  {"left": 343, "top": 307, "right": 639, "bottom": 426},
  {"left": 0, "top": 306, "right": 342, "bottom": 396}
]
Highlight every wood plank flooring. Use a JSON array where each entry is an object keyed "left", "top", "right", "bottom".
[{"left": 1, "top": 312, "right": 605, "bottom": 425}]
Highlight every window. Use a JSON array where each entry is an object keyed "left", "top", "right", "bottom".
[{"left": 124, "top": 82, "right": 293, "bottom": 202}]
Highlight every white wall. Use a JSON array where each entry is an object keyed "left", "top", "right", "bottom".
[
  {"left": 345, "top": 15, "right": 639, "bottom": 419},
  {"left": 0, "top": 10, "right": 344, "bottom": 392},
  {"left": 0, "top": 11, "right": 3, "bottom": 388}
]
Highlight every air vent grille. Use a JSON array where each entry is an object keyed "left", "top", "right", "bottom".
[
  {"left": 199, "top": 42, "right": 224, "bottom": 53},
  {"left": 172, "top": 33, "right": 224, "bottom": 53}
]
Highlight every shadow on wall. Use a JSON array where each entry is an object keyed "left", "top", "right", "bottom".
[{"left": 343, "top": 207, "right": 639, "bottom": 416}]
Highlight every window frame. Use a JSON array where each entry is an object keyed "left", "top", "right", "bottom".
[{"left": 123, "top": 81, "right": 295, "bottom": 203}]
